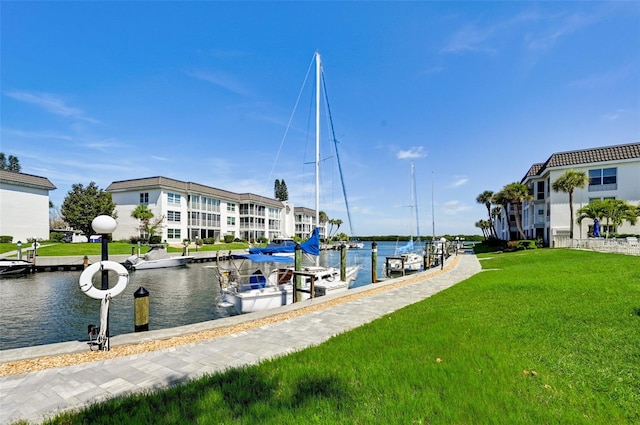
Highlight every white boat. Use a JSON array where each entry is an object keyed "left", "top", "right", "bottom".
[
  {"left": 215, "top": 52, "right": 362, "bottom": 313},
  {"left": 125, "top": 245, "right": 194, "bottom": 270},
  {"left": 212, "top": 253, "right": 297, "bottom": 314},
  {"left": 0, "top": 259, "right": 31, "bottom": 276},
  {"left": 385, "top": 161, "right": 425, "bottom": 277},
  {"left": 298, "top": 51, "right": 361, "bottom": 292},
  {"left": 385, "top": 252, "right": 424, "bottom": 276}
]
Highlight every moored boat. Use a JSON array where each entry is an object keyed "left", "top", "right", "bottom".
[
  {"left": 0, "top": 259, "right": 31, "bottom": 276},
  {"left": 125, "top": 245, "right": 194, "bottom": 270}
]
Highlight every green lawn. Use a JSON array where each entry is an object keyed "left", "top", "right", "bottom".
[{"left": 36, "top": 249, "right": 640, "bottom": 424}]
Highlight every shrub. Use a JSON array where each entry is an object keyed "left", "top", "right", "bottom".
[
  {"left": 203, "top": 237, "right": 216, "bottom": 245},
  {"left": 224, "top": 235, "right": 235, "bottom": 243},
  {"left": 49, "top": 232, "right": 65, "bottom": 242},
  {"left": 506, "top": 240, "right": 537, "bottom": 251},
  {"left": 149, "top": 235, "right": 162, "bottom": 244},
  {"left": 0, "top": 235, "right": 13, "bottom": 243}
]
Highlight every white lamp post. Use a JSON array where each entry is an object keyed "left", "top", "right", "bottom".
[{"left": 91, "top": 215, "right": 117, "bottom": 350}]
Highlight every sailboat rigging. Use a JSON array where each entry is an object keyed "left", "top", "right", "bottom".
[
  {"left": 385, "top": 160, "right": 425, "bottom": 277},
  {"left": 214, "top": 52, "right": 362, "bottom": 314}
]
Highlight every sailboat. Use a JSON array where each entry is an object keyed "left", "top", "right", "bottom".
[
  {"left": 214, "top": 52, "right": 361, "bottom": 313},
  {"left": 306, "top": 51, "right": 362, "bottom": 292},
  {"left": 385, "top": 161, "right": 425, "bottom": 277}
]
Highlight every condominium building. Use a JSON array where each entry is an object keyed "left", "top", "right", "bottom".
[
  {"left": 0, "top": 170, "right": 56, "bottom": 243},
  {"left": 496, "top": 143, "right": 640, "bottom": 246},
  {"left": 106, "top": 176, "right": 319, "bottom": 243}
]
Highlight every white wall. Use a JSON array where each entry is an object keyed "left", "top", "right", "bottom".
[
  {"left": 0, "top": 184, "right": 50, "bottom": 243},
  {"left": 549, "top": 160, "right": 640, "bottom": 238}
]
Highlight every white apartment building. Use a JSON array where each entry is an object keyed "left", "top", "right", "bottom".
[
  {"left": 106, "top": 176, "right": 318, "bottom": 243},
  {"left": 0, "top": 170, "right": 56, "bottom": 243},
  {"left": 497, "top": 143, "right": 640, "bottom": 246}
]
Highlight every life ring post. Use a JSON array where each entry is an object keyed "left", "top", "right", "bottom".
[{"left": 79, "top": 215, "right": 120, "bottom": 351}]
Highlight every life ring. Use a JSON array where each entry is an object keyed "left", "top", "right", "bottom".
[{"left": 79, "top": 261, "right": 129, "bottom": 300}]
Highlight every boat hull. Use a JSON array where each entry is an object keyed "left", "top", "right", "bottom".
[
  {"left": 386, "top": 253, "right": 423, "bottom": 276},
  {"left": 131, "top": 256, "right": 195, "bottom": 270},
  {"left": 0, "top": 260, "right": 31, "bottom": 276},
  {"left": 223, "top": 284, "right": 294, "bottom": 314}
]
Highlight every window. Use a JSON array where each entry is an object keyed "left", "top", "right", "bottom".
[
  {"left": 589, "top": 168, "right": 617, "bottom": 189},
  {"left": 168, "top": 193, "right": 181, "bottom": 204},
  {"left": 536, "top": 182, "right": 545, "bottom": 200},
  {"left": 227, "top": 216, "right": 236, "bottom": 226},
  {"left": 167, "top": 228, "right": 181, "bottom": 239},
  {"left": 167, "top": 211, "right": 181, "bottom": 222},
  {"left": 227, "top": 203, "right": 236, "bottom": 212},
  {"left": 140, "top": 192, "right": 149, "bottom": 204}
]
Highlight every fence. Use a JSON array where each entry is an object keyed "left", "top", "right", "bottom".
[{"left": 572, "top": 237, "right": 640, "bottom": 256}]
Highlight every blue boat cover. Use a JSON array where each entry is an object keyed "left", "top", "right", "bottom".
[
  {"left": 231, "top": 253, "right": 294, "bottom": 264},
  {"left": 248, "top": 228, "right": 320, "bottom": 256},
  {"left": 397, "top": 237, "right": 414, "bottom": 254}
]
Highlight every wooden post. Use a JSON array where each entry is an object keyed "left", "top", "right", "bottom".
[
  {"left": 294, "top": 244, "right": 302, "bottom": 303},
  {"left": 340, "top": 244, "right": 347, "bottom": 282},
  {"left": 134, "top": 286, "right": 150, "bottom": 332},
  {"left": 83, "top": 255, "right": 89, "bottom": 269},
  {"left": 371, "top": 241, "right": 377, "bottom": 283}
]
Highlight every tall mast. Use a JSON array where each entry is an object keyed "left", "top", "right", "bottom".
[
  {"left": 431, "top": 171, "right": 435, "bottom": 240},
  {"left": 412, "top": 161, "right": 420, "bottom": 244},
  {"left": 315, "top": 51, "right": 321, "bottom": 266}
]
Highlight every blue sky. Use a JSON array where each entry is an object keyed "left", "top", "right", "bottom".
[{"left": 2, "top": 1, "right": 639, "bottom": 237}]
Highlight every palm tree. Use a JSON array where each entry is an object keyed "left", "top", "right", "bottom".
[
  {"left": 476, "top": 190, "right": 497, "bottom": 238},
  {"left": 577, "top": 201, "right": 606, "bottom": 237},
  {"left": 475, "top": 220, "right": 490, "bottom": 240},
  {"left": 577, "top": 199, "right": 638, "bottom": 238},
  {"left": 601, "top": 199, "right": 638, "bottom": 237},
  {"left": 501, "top": 182, "right": 532, "bottom": 240},
  {"left": 491, "top": 191, "right": 511, "bottom": 240},
  {"left": 551, "top": 169, "right": 588, "bottom": 239}
]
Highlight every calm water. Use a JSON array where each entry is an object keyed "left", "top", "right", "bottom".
[{"left": 0, "top": 242, "right": 402, "bottom": 350}]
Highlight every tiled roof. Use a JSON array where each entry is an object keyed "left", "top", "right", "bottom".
[
  {"left": 524, "top": 163, "right": 544, "bottom": 179},
  {"left": 107, "top": 176, "right": 283, "bottom": 207},
  {"left": 294, "top": 206, "right": 317, "bottom": 216},
  {"left": 522, "top": 142, "right": 640, "bottom": 181},
  {"left": 0, "top": 170, "right": 56, "bottom": 190},
  {"left": 545, "top": 142, "right": 640, "bottom": 168}
]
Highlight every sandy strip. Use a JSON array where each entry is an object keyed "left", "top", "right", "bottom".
[{"left": 1, "top": 257, "right": 458, "bottom": 377}]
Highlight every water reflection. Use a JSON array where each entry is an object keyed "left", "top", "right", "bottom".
[{"left": 0, "top": 242, "right": 399, "bottom": 350}]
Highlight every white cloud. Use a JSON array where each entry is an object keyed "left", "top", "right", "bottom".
[
  {"left": 397, "top": 146, "right": 427, "bottom": 159},
  {"left": 442, "top": 200, "right": 471, "bottom": 215},
  {"left": 569, "top": 65, "right": 633, "bottom": 89},
  {"left": 4, "top": 91, "right": 99, "bottom": 123},
  {"left": 451, "top": 177, "right": 469, "bottom": 187},
  {"left": 602, "top": 110, "right": 625, "bottom": 121},
  {"left": 186, "top": 70, "right": 250, "bottom": 96},
  {"left": 440, "top": 25, "right": 498, "bottom": 54}
]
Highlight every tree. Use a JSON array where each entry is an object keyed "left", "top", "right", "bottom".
[
  {"left": 327, "top": 218, "right": 343, "bottom": 238},
  {"left": 274, "top": 179, "right": 289, "bottom": 201},
  {"left": 274, "top": 179, "right": 281, "bottom": 200},
  {"left": 476, "top": 190, "right": 496, "bottom": 238},
  {"left": 0, "top": 153, "right": 21, "bottom": 172},
  {"left": 475, "top": 220, "right": 491, "bottom": 240},
  {"left": 551, "top": 169, "right": 588, "bottom": 239},
  {"left": 501, "top": 182, "right": 533, "bottom": 240},
  {"left": 61, "top": 182, "right": 116, "bottom": 238},
  {"left": 577, "top": 199, "right": 637, "bottom": 238},
  {"left": 319, "top": 211, "right": 328, "bottom": 226},
  {"left": 131, "top": 204, "right": 165, "bottom": 241},
  {"left": 492, "top": 190, "right": 512, "bottom": 240}
]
